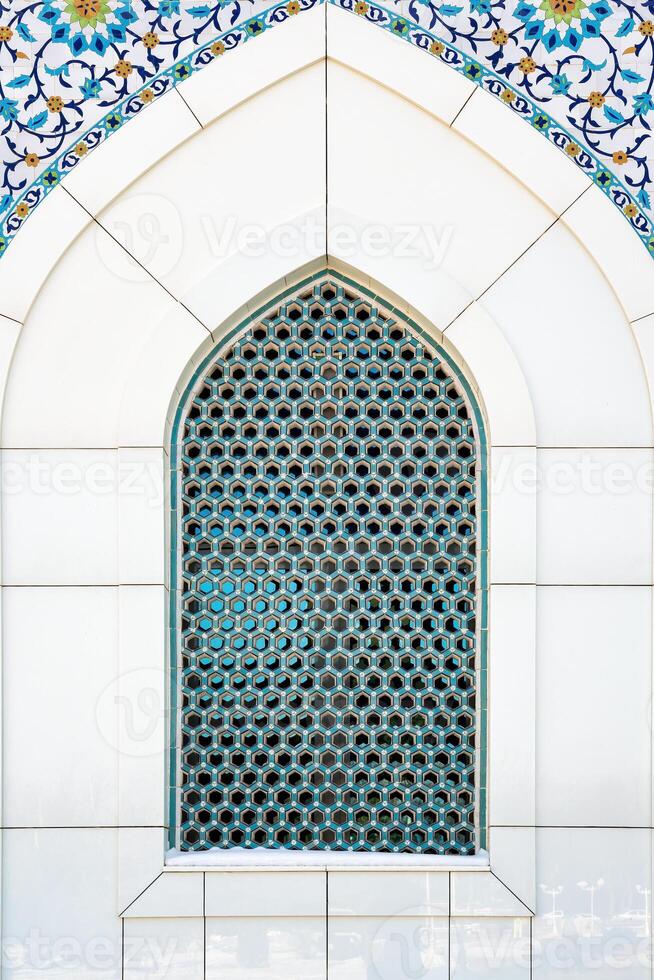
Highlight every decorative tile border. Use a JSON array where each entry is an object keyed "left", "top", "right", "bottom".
[
  {"left": 0, "top": 0, "right": 652, "bottom": 258},
  {"left": 343, "top": 0, "right": 654, "bottom": 253},
  {"left": 0, "top": 0, "right": 320, "bottom": 254}
]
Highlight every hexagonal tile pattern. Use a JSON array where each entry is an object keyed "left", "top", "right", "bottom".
[{"left": 174, "top": 274, "right": 479, "bottom": 854}]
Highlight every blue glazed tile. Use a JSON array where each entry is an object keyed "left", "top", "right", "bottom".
[
  {"left": 170, "top": 271, "right": 488, "bottom": 854},
  {"left": 0, "top": 0, "right": 652, "bottom": 257}
]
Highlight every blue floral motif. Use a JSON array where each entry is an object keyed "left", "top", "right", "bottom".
[
  {"left": 514, "top": 0, "right": 612, "bottom": 54},
  {"left": 550, "top": 72, "right": 571, "bottom": 94},
  {"left": 38, "top": 0, "right": 139, "bottom": 54},
  {"left": 0, "top": 0, "right": 652, "bottom": 259}
]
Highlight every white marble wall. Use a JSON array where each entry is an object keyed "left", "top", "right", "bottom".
[{"left": 1, "top": 11, "right": 652, "bottom": 977}]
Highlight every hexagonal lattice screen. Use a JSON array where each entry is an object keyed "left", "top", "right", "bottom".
[{"left": 173, "top": 274, "right": 483, "bottom": 854}]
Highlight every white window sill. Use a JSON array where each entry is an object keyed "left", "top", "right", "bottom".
[{"left": 165, "top": 846, "right": 490, "bottom": 871}]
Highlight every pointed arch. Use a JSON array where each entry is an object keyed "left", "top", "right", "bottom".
[
  {"left": 168, "top": 268, "right": 488, "bottom": 855},
  {"left": 1, "top": 0, "right": 652, "bottom": 261}
]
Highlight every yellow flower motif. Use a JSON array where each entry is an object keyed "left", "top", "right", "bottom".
[
  {"left": 115, "top": 59, "right": 133, "bottom": 77},
  {"left": 612, "top": 150, "right": 628, "bottom": 165},
  {"left": 429, "top": 40, "right": 445, "bottom": 56},
  {"left": 501, "top": 88, "right": 516, "bottom": 103},
  {"left": 15, "top": 202, "right": 29, "bottom": 219},
  {"left": 565, "top": 142, "right": 580, "bottom": 156},
  {"left": 638, "top": 20, "right": 653, "bottom": 35},
  {"left": 142, "top": 31, "right": 159, "bottom": 49},
  {"left": 211, "top": 40, "right": 226, "bottom": 56},
  {"left": 491, "top": 28, "right": 508, "bottom": 45},
  {"left": 65, "top": 0, "right": 111, "bottom": 29},
  {"left": 587, "top": 91, "right": 605, "bottom": 108},
  {"left": 540, "top": 0, "right": 586, "bottom": 24},
  {"left": 24, "top": 153, "right": 39, "bottom": 168},
  {"left": 0, "top": 26, "right": 13, "bottom": 41},
  {"left": 519, "top": 56, "right": 537, "bottom": 74},
  {"left": 47, "top": 96, "right": 64, "bottom": 113},
  {"left": 287, "top": 1, "right": 300, "bottom": 13},
  {"left": 624, "top": 203, "right": 638, "bottom": 218},
  {"left": 140, "top": 88, "right": 155, "bottom": 103},
  {"left": 355, "top": 1, "right": 369, "bottom": 14},
  {"left": 74, "top": 142, "right": 88, "bottom": 156}
]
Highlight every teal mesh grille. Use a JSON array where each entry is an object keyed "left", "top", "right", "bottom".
[{"left": 176, "top": 276, "right": 479, "bottom": 853}]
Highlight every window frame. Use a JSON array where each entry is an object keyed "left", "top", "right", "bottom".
[{"left": 167, "top": 268, "right": 489, "bottom": 857}]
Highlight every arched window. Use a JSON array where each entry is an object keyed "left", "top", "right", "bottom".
[{"left": 170, "top": 272, "right": 487, "bottom": 855}]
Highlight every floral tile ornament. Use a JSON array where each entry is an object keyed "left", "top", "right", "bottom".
[
  {"left": 0, "top": 0, "right": 652, "bottom": 259},
  {"left": 345, "top": 0, "right": 654, "bottom": 248}
]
